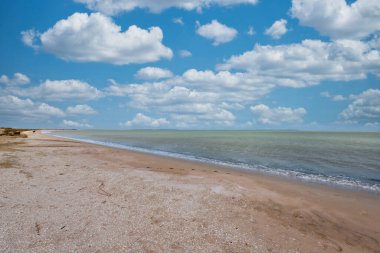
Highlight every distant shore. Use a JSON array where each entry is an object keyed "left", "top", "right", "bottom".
[{"left": 0, "top": 131, "right": 379, "bottom": 252}]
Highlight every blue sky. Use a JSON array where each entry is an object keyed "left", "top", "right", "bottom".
[{"left": 0, "top": 0, "right": 379, "bottom": 130}]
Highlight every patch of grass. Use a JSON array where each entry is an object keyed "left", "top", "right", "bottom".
[{"left": 0, "top": 128, "right": 36, "bottom": 138}]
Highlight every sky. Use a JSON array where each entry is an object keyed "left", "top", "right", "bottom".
[{"left": 0, "top": 0, "right": 379, "bottom": 130}]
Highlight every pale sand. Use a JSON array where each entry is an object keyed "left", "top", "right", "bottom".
[{"left": 0, "top": 132, "right": 379, "bottom": 253}]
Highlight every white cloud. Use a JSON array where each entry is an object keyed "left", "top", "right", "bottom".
[
  {"left": 22, "top": 12, "right": 172, "bottom": 65},
  {"left": 135, "top": 67, "right": 173, "bottom": 80},
  {"left": 182, "top": 69, "right": 239, "bottom": 88},
  {"left": 251, "top": 104, "right": 307, "bottom": 125},
  {"left": 102, "top": 33, "right": 380, "bottom": 128},
  {"left": 178, "top": 69, "right": 276, "bottom": 102},
  {"left": 179, "top": 50, "right": 192, "bottom": 58},
  {"left": 14, "top": 79, "right": 102, "bottom": 101},
  {"left": 339, "top": 89, "right": 380, "bottom": 124},
  {"left": 265, "top": 19, "right": 288, "bottom": 39},
  {"left": 196, "top": 20, "right": 238, "bottom": 46},
  {"left": 365, "top": 122, "right": 380, "bottom": 127},
  {"left": 38, "top": 103, "right": 65, "bottom": 116},
  {"left": 62, "top": 120, "right": 92, "bottom": 128},
  {"left": 247, "top": 26, "right": 255, "bottom": 36},
  {"left": 218, "top": 39, "right": 380, "bottom": 87},
  {"left": 105, "top": 68, "right": 275, "bottom": 127},
  {"left": 332, "top": 95, "right": 346, "bottom": 102},
  {"left": 75, "top": 0, "right": 258, "bottom": 15},
  {"left": 167, "top": 103, "right": 235, "bottom": 126},
  {"left": 0, "top": 73, "right": 30, "bottom": 86},
  {"left": 173, "top": 17, "right": 184, "bottom": 26},
  {"left": 21, "top": 29, "right": 40, "bottom": 50},
  {"left": 121, "top": 113, "right": 169, "bottom": 128},
  {"left": 104, "top": 34, "right": 380, "bottom": 128},
  {"left": 0, "top": 95, "right": 65, "bottom": 120},
  {"left": 320, "top": 91, "right": 331, "bottom": 98},
  {"left": 291, "top": 0, "right": 380, "bottom": 39},
  {"left": 320, "top": 92, "right": 346, "bottom": 101},
  {"left": 67, "top": 104, "right": 96, "bottom": 115}
]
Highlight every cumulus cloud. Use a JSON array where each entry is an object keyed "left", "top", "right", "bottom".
[
  {"left": 103, "top": 34, "right": 380, "bottom": 128},
  {"left": 107, "top": 70, "right": 274, "bottom": 105},
  {"left": 135, "top": 67, "right": 173, "bottom": 80},
  {"left": 320, "top": 91, "right": 331, "bottom": 98},
  {"left": 265, "top": 19, "right": 288, "bottom": 39},
  {"left": 105, "top": 68, "right": 276, "bottom": 127},
  {"left": 0, "top": 95, "right": 64, "bottom": 120},
  {"left": 21, "top": 29, "right": 40, "bottom": 50},
  {"left": 320, "top": 92, "right": 347, "bottom": 101},
  {"left": 291, "top": 0, "right": 380, "bottom": 39},
  {"left": 332, "top": 95, "right": 346, "bottom": 102},
  {"left": 196, "top": 20, "right": 238, "bottom": 46},
  {"left": 66, "top": 104, "right": 97, "bottom": 115},
  {"left": 365, "top": 122, "right": 380, "bottom": 127},
  {"left": 167, "top": 103, "right": 235, "bottom": 126},
  {"left": 105, "top": 35, "right": 380, "bottom": 128},
  {"left": 247, "top": 26, "right": 255, "bottom": 36},
  {"left": 182, "top": 69, "right": 239, "bottom": 87},
  {"left": 251, "top": 104, "right": 307, "bottom": 125},
  {"left": 13, "top": 79, "right": 102, "bottom": 101},
  {"left": 218, "top": 39, "right": 380, "bottom": 87},
  {"left": 173, "top": 17, "right": 184, "bottom": 26},
  {"left": 22, "top": 12, "right": 172, "bottom": 65},
  {"left": 339, "top": 89, "right": 380, "bottom": 124},
  {"left": 179, "top": 50, "right": 192, "bottom": 58},
  {"left": 0, "top": 73, "right": 30, "bottom": 86},
  {"left": 121, "top": 113, "right": 169, "bottom": 128},
  {"left": 63, "top": 120, "right": 92, "bottom": 128},
  {"left": 75, "top": 0, "right": 258, "bottom": 15}
]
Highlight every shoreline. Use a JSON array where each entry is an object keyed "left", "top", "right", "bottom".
[
  {"left": 1, "top": 131, "right": 379, "bottom": 252},
  {"left": 45, "top": 131, "right": 380, "bottom": 201},
  {"left": 47, "top": 130, "right": 380, "bottom": 195}
]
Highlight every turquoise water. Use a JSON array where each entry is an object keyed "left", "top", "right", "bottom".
[{"left": 50, "top": 130, "right": 380, "bottom": 193}]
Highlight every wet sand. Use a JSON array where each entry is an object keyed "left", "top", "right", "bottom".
[{"left": 0, "top": 131, "right": 379, "bottom": 252}]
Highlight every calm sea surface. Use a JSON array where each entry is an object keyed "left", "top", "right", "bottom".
[{"left": 50, "top": 130, "right": 380, "bottom": 193}]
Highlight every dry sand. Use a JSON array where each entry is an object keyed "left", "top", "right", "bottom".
[{"left": 0, "top": 131, "right": 379, "bottom": 253}]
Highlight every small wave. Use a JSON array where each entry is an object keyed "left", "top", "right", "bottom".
[{"left": 47, "top": 131, "right": 380, "bottom": 194}]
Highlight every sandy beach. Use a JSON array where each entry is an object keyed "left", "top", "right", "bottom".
[{"left": 0, "top": 131, "right": 379, "bottom": 253}]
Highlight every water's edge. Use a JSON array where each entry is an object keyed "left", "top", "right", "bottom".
[{"left": 43, "top": 130, "right": 380, "bottom": 194}]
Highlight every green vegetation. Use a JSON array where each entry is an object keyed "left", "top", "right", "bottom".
[{"left": 0, "top": 128, "right": 36, "bottom": 138}]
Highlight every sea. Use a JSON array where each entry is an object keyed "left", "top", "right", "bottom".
[{"left": 48, "top": 130, "right": 380, "bottom": 193}]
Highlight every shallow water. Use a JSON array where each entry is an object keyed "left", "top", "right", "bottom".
[{"left": 51, "top": 130, "right": 380, "bottom": 193}]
